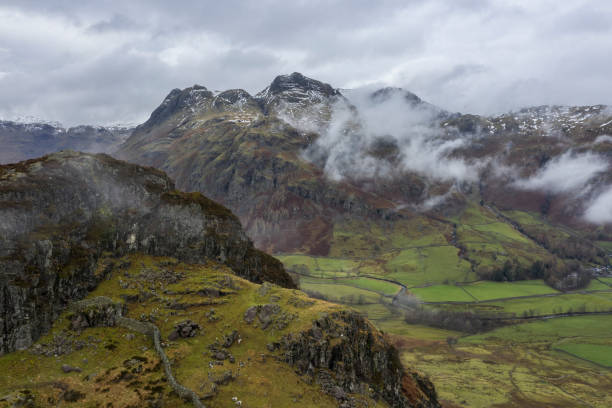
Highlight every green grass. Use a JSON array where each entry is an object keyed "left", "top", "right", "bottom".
[
  {"left": 276, "top": 254, "right": 319, "bottom": 272},
  {"left": 410, "top": 280, "right": 559, "bottom": 304},
  {"left": 461, "top": 280, "right": 558, "bottom": 301},
  {"left": 482, "top": 292, "right": 612, "bottom": 316},
  {"left": 471, "top": 222, "right": 530, "bottom": 244},
  {"left": 596, "top": 241, "right": 612, "bottom": 252},
  {"left": 409, "top": 285, "right": 475, "bottom": 302},
  {"left": 315, "top": 257, "right": 360, "bottom": 273},
  {"left": 502, "top": 210, "right": 542, "bottom": 226},
  {"left": 342, "top": 277, "right": 400, "bottom": 295},
  {"left": 377, "top": 319, "right": 461, "bottom": 340},
  {"left": 386, "top": 246, "right": 473, "bottom": 287},
  {"left": 350, "top": 303, "right": 395, "bottom": 321},
  {"left": 0, "top": 254, "right": 365, "bottom": 408},
  {"left": 299, "top": 276, "right": 381, "bottom": 304},
  {"left": 463, "top": 315, "right": 612, "bottom": 344},
  {"left": 555, "top": 343, "right": 612, "bottom": 367},
  {"left": 276, "top": 255, "right": 359, "bottom": 278},
  {"left": 388, "top": 218, "right": 451, "bottom": 248},
  {"left": 455, "top": 202, "right": 498, "bottom": 225},
  {"left": 587, "top": 279, "right": 612, "bottom": 291}
]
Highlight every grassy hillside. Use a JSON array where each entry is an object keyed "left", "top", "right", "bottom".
[{"left": 1, "top": 254, "right": 428, "bottom": 408}]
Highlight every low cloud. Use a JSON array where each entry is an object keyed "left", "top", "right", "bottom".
[
  {"left": 1, "top": 1, "right": 612, "bottom": 125},
  {"left": 513, "top": 151, "right": 608, "bottom": 193},
  {"left": 593, "top": 135, "right": 612, "bottom": 144},
  {"left": 584, "top": 186, "right": 612, "bottom": 224},
  {"left": 303, "top": 87, "right": 480, "bottom": 184}
]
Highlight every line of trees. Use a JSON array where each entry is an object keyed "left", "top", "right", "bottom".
[
  {"left": 403, "top": 307, "right": 509, "bottom": 334},
  {"left": 475, "top": 258, "right": 591, "bottom": 291}
]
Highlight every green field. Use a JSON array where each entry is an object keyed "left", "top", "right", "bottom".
[
  {"left": 596, "top": 240, "right": 612, "bottom": 252},
  {"left": 276, "top": 255, "right": 360, "bottom": 278},
  {"left": 298, "top": 276, "right": 381, "bottom": 304},
  {"left": 278, "top": 202, "right": 612, "bottom": 407},
  {"left": 350, "top": 303, "right": 395, "bottom": 320},
  {"left": 587, "top": 279, "right": 612, "bottom": 290},
  {"left": 556, "top": 343, "right": 612, "bottom": 367},
  {"left": 386, "top": 246, "right": 474, "bottom": 286},
  {"left": 378, "top": 320, "right": 460, "bottom": 340},
  {"left": 464, "top": 315, "right": 612, "bottom": 343},
  {"left": 342, "top": 277, "right": 400, "bottom": 295},
  {"left": 407, "top": 280, "right": 559, "bottom": 303},
  {"left": 461, "top": 280, "right": 558, "bottom": 300},
  {"left": 470, "top": 222, "right": 531, "bottom": 244},
  {"left": 482, "top": 291, "right": 612, "bottom": 316},
  {"left": 410, "top": 285, "right": 475, "bottom": 302}
]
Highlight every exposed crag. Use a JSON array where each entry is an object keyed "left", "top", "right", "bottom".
[
  {"left": 0, "top": 151, "right": 292, "bottom": 354},
  {"left": 282, "top": 311, "right": 440, "bottom": 408}
]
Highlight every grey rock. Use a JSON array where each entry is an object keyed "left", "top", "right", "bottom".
[
  {"left": 61, "top": 364, "right": 81, "bottom": 373},
  {"left": 282, "top": 311, "right": 440, "bottom": 408},
  {"left": 243, "top": 307, "right": 257, "bottom": 324},
  {"left": 222, "top": 330, "right": 239, "bottom": 348},
  {"left": 0, "top": 151, "right": 293, "bottom": 354}
]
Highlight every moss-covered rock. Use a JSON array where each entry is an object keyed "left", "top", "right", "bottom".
[{"left": 0, "top": 151, "right": 294, "bottom": 354}]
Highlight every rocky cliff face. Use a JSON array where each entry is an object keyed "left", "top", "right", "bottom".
[
  {"left": 0, "top": 151, "right": 292, "bottom": 354},
  {"left": 282, "top": 311, "right": 439, "bottom": 408}
]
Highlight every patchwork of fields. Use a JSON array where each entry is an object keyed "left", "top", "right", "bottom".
[{"left": 277, "top": 205, "right": 612, "bottom": 407}]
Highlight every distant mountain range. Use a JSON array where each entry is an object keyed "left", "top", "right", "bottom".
[{"left": 0, "top": 119, "right": 133, "bottom": 164}]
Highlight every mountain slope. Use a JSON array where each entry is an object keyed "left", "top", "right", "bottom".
[
  {"left": 0, "top": 150, "right": 292, "bottom": 354},
  {"left": 0, "top": 152, "right": 439, "bottom": 408},
  {"left": 119, "top": 74, "right": 398, "bottom": 256},
  {"left": 117, "top": 73, "right": 611, "bottom": 288}
]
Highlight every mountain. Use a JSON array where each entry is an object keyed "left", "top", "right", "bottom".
[
  {"left": 0, "top": 151, "right": 439, "bottom": 407},
  {"left": 114, "top": 74, "right": 612, "bottom": 406},
  {"left": 117, "top": 73, "right": 612, "bottom": 289},
  {"left": 119, "top": 73, "right": 389, "bottom": 256},
  {"left": 0, "top": 119, "right": 133, "bottom": 164}
]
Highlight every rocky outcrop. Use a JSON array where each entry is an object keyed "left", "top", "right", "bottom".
[
  {"left": 281, "top": 311, "right": 440, "bottom": 408},
  {"left": 0, "top": 151, "right": 293, "bottom": 354},
  {"left": 68, "top": 296, "right": 124, "bottom": 330}
]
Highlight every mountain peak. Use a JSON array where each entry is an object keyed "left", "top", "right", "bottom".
[
  {"left": 370, "top": 86, "right": 422, "bottom": 105},
  {"left": 141, "top": 84, "right": 214, "bottom": 130},
  {"left": 256, "top": 73, "right": 341, "bottom": 114},
  {"left": 266, "top": 72, "right": 338, "bottom": 96}
]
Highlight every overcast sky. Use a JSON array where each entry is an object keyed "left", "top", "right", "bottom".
[{"left": 0, "top": 0, "right": 611, "bottom": 126}]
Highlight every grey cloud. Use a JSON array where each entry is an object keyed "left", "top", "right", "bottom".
[
  {"left": 0, "top": 0, "right": 611, "bottom": 126},
  {"left": 512, "top": 151, "right": 609, "bottom": 194},
  {"left": 302, "top": 87, "right": 481, "bottom": 185},
  {"left": 87, "top": 14, "right": 139, "bottom": 33},
  {"left": 584, "top": 186, "right": 612, "bottom": 224}
]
